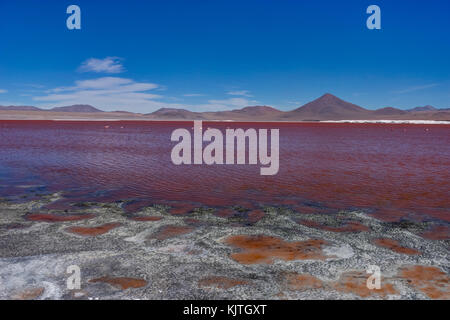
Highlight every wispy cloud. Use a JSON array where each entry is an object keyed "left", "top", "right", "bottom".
[
  {"left": 183, "top": 93, "right": 205, "bottom": 97},
  {"left": 21, "top": 84, "right": 45, "bottom": 89},
  {"left": 32, "top": 77, "right": 260, "bottom": 113},
  {"left": 227, "top": 90, "right": 253, "bottom": 97},
  {"left": 78, "top": 57, "right": 125, "bottom": 74},
  {"left": 393, "top": 83, "right": 438, "bottom": 94},
  {"left": 0, "top": 89, "right": 7, "bottom": 93},
  {"left": 46, "top": 77, "right": 158, "bottom": 93},
  {"left": 33, "top": 77, "right": 167, "bottom": 112}
]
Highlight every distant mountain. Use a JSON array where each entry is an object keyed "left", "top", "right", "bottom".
[
  {"left": 203, "top": 106, "right": 283, "bottom": 120},
  {"left": 49, "top": 105, "right": 103, "bottom": 113},
  {"left": 407, "top": 105, "right": 436, "bottom": 112},
  {"left": 148, "top": 106, "right": 283, "bottom": 121},
  {"left": 148, "top": 108, "right": 204, "bottom": 120},
  {"left": 113, "top": 110, "right": 135, "bottom": 114},
  {"left": 1, "top": 95, "right": 449, "bottom": 121},
  {"left": 0, "top": 105, "right": 41, "bottom": 111},
  {"left": 373, "top": 107, "right": 408, "bottom": 115},
  {"left": 226, "top": 106, "right": 282, "bottom": 117},
  {"left": 281, "top": 93, "right": 370, "bottom": 120}
]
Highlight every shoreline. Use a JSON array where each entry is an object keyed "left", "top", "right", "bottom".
[
  {"left": 1, "top": 118, "right": 450, "bottom": 124},
  {"left": 0, "top": 193, "right": 448, "bottom": 300}
]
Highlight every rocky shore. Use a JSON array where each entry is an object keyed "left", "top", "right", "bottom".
[{"left": 0, "top": 193, "right": 448, "bottom": 300}]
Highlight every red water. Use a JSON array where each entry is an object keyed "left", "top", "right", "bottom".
[{"left": 0, "top": 120, "right": 449, "bottom": 222}]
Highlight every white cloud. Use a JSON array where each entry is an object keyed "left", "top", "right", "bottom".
[
  {"left": 78, "top": 57, "right": 125, "bottom": 74},
  {"left": 227, "top": 90, "right": 253, "bottom": 97},
  {"left": 32, "top": 77, "right": 259, "bottom": 113},
  {"left": 0, "top": 89, "right": 7, "bottom": 93},
  {"left": 183, "top": 93, "right": 205, "bottom": 97},
  {"left": 393, "top": 83, "right": 438, "bottom": 94},
  {"left": 20, "top": 84, "right": 45, "bottom": 89},
  {"left": 33, "top": 77, "right": 168, "bottom": 112},
  {"left": 48, "top": 77, "right": 158, "bottom": 93}
]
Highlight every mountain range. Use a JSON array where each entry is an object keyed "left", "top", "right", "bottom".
[
  {"left": 1, "top": 94, "right": 449, "bottom": 121},
  {"left": 0, "top": 104, "right": 103, "bottom": 113}
]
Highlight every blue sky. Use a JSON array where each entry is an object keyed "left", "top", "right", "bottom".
[{"left": 0, "top": 0, "right": 449, "bottom": 112}]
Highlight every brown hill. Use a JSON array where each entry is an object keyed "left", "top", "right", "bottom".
[
  {"left": 227, "top": 105, "right": 282, "bottom": 117},
  {"left": 1, "top": 94, "right": 449, "bottom": 121},
  {"left": 49, "top": 105, "right": 103, "bottom": 113},
  {"left": 148, "top": 106, "right": 282, "bottom": 121},
  {"left": 204, "top": 106, "right": 283, "bottom": 120},
  {"left": 281, "top": 93, "right": 370, "bottom": 120},
  {"left": 0, "top": 105, "right": 41, "bottom": 111},
  {"left": 407, "top": 105, "right": 436, "bottom": 112},
  {"left": 373, "top": 107, "right": 408, "bottom": 116},
  {"left": 148, "top": 108, "right": 204, "bottom": 120},
  {"left": 398, "top": 110, "right": 450, "bottom": 121}
]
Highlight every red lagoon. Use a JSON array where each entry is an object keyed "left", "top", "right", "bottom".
[{"left": 0, "top": 120, "right": 449, "bottom": 222}]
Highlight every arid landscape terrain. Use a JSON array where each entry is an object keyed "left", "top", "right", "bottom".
[{"left": 1, "top": 94, "right": 449, "bottom": 121}]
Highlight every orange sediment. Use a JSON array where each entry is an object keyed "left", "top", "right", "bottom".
[
  {"left": 225, "top": 235, "right": 329, "bottom": 264},
  {"left": 373, "top": 238, "right": 421, "bottom": 255},
  {"left": 66, "top": 222, "right": 121, "bottom": 236},
  {"left": 334, "top": 271, "right": 397, "bottom": 298},
  {"left": 400, "top": 265, "right": 449, "bottom": 299},
  {"left": 285, "top": 273, "right": 323, "bottom": 291},
  {"left": 89, "top": 277, "right": 147, "bottom": 290},
  {"left": 149, "top": 225, "right": 195, "bottom": 240}
]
